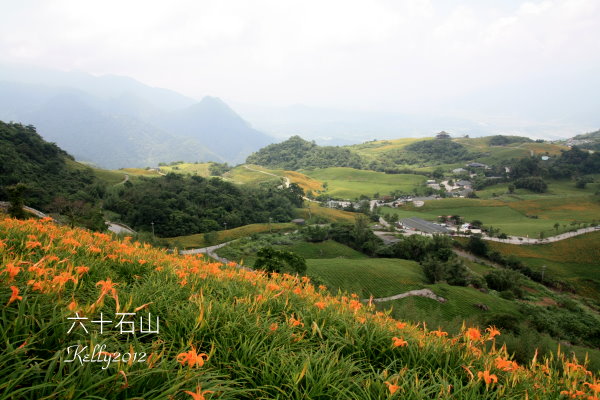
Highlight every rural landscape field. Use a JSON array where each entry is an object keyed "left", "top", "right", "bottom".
[{"left": 2, "top": 1, "right": 600, "bottom": 398}]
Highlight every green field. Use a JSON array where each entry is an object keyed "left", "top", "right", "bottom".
[
  {"left": 283, "top": 240, "right": 368, "bottom": 260},
  {"left": 224, "top": 165, "right": 283, "bottom": 185},
  {"left": 307, "top": 258, "right": 425, "bottom": 298},
  {"left": 303, "top": 167, "right": 427, "bottom": 199},
  {"left": 381, "top": 188, "right": 600, "bottom": 237}
]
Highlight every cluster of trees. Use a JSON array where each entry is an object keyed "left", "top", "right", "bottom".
[
  {"left": 0, "top": 121, "right": 106, "bottom": 228},
  {"left": 302, "top": 216, "right": 383, "bottom": 256},
  {"left": 508, "top": 147, "right": 600, "bottom": 184},
  {"left": 375, "top": 234, "right": 470, "bottom": 286},
  {"left": 208, "top": 162, "right": 231, "bottom": 176},
  {"left": 514, "top": 176, "right": 548, "bottom": 193},
  {"left": 104, "top": 174, "right": 304, "bottom": 237},
  {"left": 246, "top": 136, "right": 363, "bottom": 170},
  {"left": 386, "top": 139, "right": 478, "bottom": 165}
]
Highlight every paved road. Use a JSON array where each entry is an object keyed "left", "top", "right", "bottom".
[
  {"left": 452, "top": 226, "right": 599, "bottom": 245},
  {"left": 374, "top": 221, "right": 599, "bottom": 246}
]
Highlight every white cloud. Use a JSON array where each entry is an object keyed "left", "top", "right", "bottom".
[{"left": 0, "top": 0, "right": 598, "bottom": 114}]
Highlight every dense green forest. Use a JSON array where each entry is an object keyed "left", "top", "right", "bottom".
[
  {"left": 246, "top": 135, "right": 363, "bottom": 170},
  {"left": 509, "top": 147, "right": 600, "bottom": 180},
  {"left": 104, "top": 174, "right": 304, "bottom": 237},
  {"left": 0, "top": 121, "right": 105, "bottom": 212}
]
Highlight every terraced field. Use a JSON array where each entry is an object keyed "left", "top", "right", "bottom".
[{"left": 303, "top": 167, "right": 427, "bottom": 199}]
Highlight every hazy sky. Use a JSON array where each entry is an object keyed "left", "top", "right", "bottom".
[{"left": 1, "top": 0, "right": 599, "bottom": 114}]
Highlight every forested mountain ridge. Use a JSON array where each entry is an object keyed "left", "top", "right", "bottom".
[{"left": 0, "top": 121, "right": 103, "bottom": 211}]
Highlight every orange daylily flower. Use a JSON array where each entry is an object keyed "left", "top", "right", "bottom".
[
  {"left": 495, "top": 357, "right": 519, "bottom": 372},
  {"left": 396, "top": 322, "right": 407, "bottom": 329},
  {"left": 25, "top": 241, "right": 42, "bottom": 249},
  {"left": 392, "top": 337, "right": 408, "bottom": 347},
  {"left": 486, "top": 326, "right": 501, "bottom": 340},
  {"left": 584, "top": 382, "right": 600, "bottom": 392},
  {"left": 431, "top": 329, "right": 448, "bottom": 337},
  {"left": 184, "top": 385, "right": 213, "bottom": 400},
  {"left": 4, "top": 263, "right": 21, "bottom": 281},
  {"left": 288, "top": 315, "right": 304, "bottom": 328},
  {"left": 8, "top": 286, "right": 22, "bottom": 305},
  {"left": 88, "top": 245, "right": 102, "bottom": 253},
  {"left": 75, "top": 266, "right": 90, "bottom": 275},
  {"left": 349, "top": 299, "right": 362, "bottom": 312},
  {"left": 465, "top": 327, "right": 482, "bottom": 341},
  {"left": 269, "top": 323, "right": 278, "bottom": 332},
  {"left": 68, "top": 300, "right": 78, "bottom": 311},
  {"left": 176, "top": 345, "right": 208, "bottom": 368},
  {"left": 314, "top": 301, "right": 326, "bottom": 310},
  {"left": 477, "top": 370, "right": 498, "bottom": 385},
  {"left": 96, "top": 278, "right": 118, "bottom": 297},
  {"left": 53, "top": 272, "right": 76, "bottom": 285},
  {"left": 385, "top": 381, "right": 400, "bottom": 395},
  {"left": 560, "top": 390, "right": 586, "bottom": 398}
]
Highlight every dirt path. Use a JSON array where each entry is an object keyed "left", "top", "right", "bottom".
[
  {"left": 243, "top": 165, "right": 290, "bottom": 188},
  {"left": 365, "top": 288, "right": 447, "bottom": 303}
]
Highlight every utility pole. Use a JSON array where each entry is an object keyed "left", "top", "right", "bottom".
[
  {"left": 151, "top": 221, "right": 155, "bottom": 237},
  {"left": 541, "top": 265, "right": 546, "bottom": 283},
  {"left": 269, "top": 217, "right": 272, "bottom": 233}
]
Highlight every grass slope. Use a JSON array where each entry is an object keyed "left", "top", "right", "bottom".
[
  {"left": 486, "top": 232, "right": 600, "bottom": 300},
  {"left": 1, "top": 217, "right": 597, "bottom": 398}
]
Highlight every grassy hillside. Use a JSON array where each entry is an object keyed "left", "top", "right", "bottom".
[
  {"left": 164, "top": 222, "right": 297, "bottom": 249},
  {"left": 297, "top": 204, "right": 358, "bottom": 223},
  {"left": 159, "top": 163, "right": 212, "bottom": 176},
  {"left": 2, "top": 217, "right": 598, "bottom": 398},
  {"left": 303, "top": 167, "right": 426, "bottom": 199},
  {"left": 346, "top": 136, "right": 568, "bottom": 170}
]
